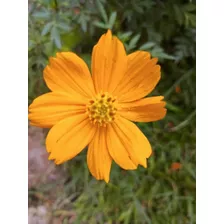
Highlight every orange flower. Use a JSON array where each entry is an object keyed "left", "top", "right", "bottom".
[
  {"left": 28, "top": 30, "right": 167, "bottom": 183},
  {"left": 73, "top": 7, "right": 80, "bottom": 15},
  {"left": 171, "top": 162, "right": 182, "bottom": 171},
  {"left": 175, "top": 85, "right": 181, "bottom": 93}
]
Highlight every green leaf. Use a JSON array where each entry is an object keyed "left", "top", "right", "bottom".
[
  {"left": 129, "top": 34, "right": 140, "bottom": 47},
  {"left": 150, "top": 46, "right": 175, "bottom": 60},
  {"left": 164, "top": 69, "right": 193, "bottom": 98},
  {"left": 187, "top": 13, "right": 196, "bottom": 27},
  {"left": 32, "top": 11, "right": 50, "bottom": 19},
  {"left": 96, "top": 0, "right": 108, "bottom": 23},
  {"left": 79, "top": 14, "right": 88, "bottom": 32},
  {"left": 174, "top": 4, "right": 184, "bottom": 25},
  {"left": 134, "top": 198, "right": 152, "bottom": 224},
  {"left": 108, "top": 12, "right": 117, "bottom": 29},
  {"left": 127, "top": 34, "right": 141, "bottom": 51},
  {"left": 28, "top": 40, "right": 35, "bottom": 50},
  {"left": 93, "top": 21, "right": 107, "bottom": 29},
  {"left": 184, "top": 3, "right": 196, "bottom": 12},
  {"left": 157, "top": 52, "right": 176, "bottom": 60},
  {"left": 41, "top": 22, "right": 53, "bottom": 36},
  {"left": 61, "top": 28, "right": 81, "bottom": 50},
  {"left": 166, "top": 102, "right": 182, "bottom": 113},
  {"left": 57, "top": 22, "right": 71, "bottom": 32},
  {"left": 51, "top": 26, "right": 61, "bottom": 49},
  {"left": 118, "top": 206, "right": 132, "bottom": 223},
  {"left": 150, "top": 46, "right": 163, "bottom": 54},
  {"left": 169, "top": 110, "right": 196, "bottom": 132},
  {"left": 117, "top": 31, "right": 133, "bottom": 42},
  {"left": 139, "top": 42, "right": 156, "bottom": 50}
]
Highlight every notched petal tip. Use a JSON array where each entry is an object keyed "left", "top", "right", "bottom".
[
  {"left": 153, "top": 57, "right": 159, "bottom": 63},
  {"left": 48, "top": 56, "right": 56, "bottom": 65},
  {"left": 142, "top": 160, "right": 147, "bottom": 168},
  {"left": 161, "top": 108, "right": 167, "bottom": 118},
  {"left": 147, "top": 148, "right": 153, "bottom": 158},
  {"left": 95, "top": 175, "right": 110, "bottom": 183},
  {"left": 89, "top": 168, "right": 110, "bottom": 183},
  {"left": 48, "top": 153, "right": 65, "bottom": 165},
  {"left": 55, "top": 159, "right": 63, "bottom": 165},
  {"left": 159, "top": 96, "right": 165, "bottom": 101},
  {"left": 29, "top": 121, "right": 40, "bottom": 128},
  {"left": 136, "top": 50, "right": 151, "bottom": 59},
  {"left": 48, "top": 153, "right": 54, "bottom": 160},
  {"left": 160, "top": 101, "right": 167, "bottom": 108},
  {"left": 56, "top": 52, "right": 67, "bottom": 58},
  {"left": 104, "top": 177, "right": 110, "bottom": 183},
  {"left": 106, "top": 29, "right": 112, "bottom": 36},
  {"left": 97, "top": 29, "right": 112, "bottom": 46}
]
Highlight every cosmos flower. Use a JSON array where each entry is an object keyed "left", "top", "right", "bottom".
[
  {"left": 171, "top": 162, "right": 182, "bottom": 171},
  {"left": 28, "top": 30, "right": 167, "bottom": 182}
]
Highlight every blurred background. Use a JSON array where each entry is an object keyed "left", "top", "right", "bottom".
[{"left": 28, "top": 0, "right": 196, "bottom": 223}]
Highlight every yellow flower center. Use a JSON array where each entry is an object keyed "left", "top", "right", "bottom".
[{"left": 87, "top": 93, "right": 117, "bottom": 126}]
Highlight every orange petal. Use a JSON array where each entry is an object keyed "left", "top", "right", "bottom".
[
  {"left": 118, "top": 96, "right": 167, "bottom": 122},
  {"left": 87, "top": 127, "right": 112, "bottom": 183},
  {"left": 46, "top": 114, "right": 96, "bottom": 164},
  {"left": 28, "top": 91, "right": 87, "bottom": 128},
  {"left": 44, "top": 52, "right": 95, "bottom": 98},
  {"left": 107, "top": 116, "right": 152, "bottom": 169},
  {"left": 91, "top": 30, "right": 127, "bottom": 93},
  {"left": 113, "top": 51, "right": 161, "bottom": 102}
]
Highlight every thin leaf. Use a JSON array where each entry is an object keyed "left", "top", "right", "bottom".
[
  {"left": 169, "top": 110, "right": 196, "bottom": 132},
  {"left": 57, "top": 22, "right": 71, "bottom": 32},
  {"left": 127, "top": 34, "right": 141, "bottom": 51},
  {"left": 164, "top": 69, "right": 193, "bottom": 98},
  {"left": 183, "top": 3, "right": 196, "bottom": 12},
  {"left": 129, "top": 34, "right": 140, "bottom": 48},
  {"left": 93, "top": 21, "right": 107, "bottom": 29},
  {"left": 51, "top": 26, "right": 61, "bottom": 49},
  {"left": 166, "top": 102, "right": 182, "bottom": 113},
  {"left": 32, "top": 11, "right": 50, "bottom": 19},
  {"left": 79, "top": 15, "right": 88, "bottom": 32},
  {"left": 41, "top": 22, "right": 53, "bottom": 36},
  {"left": 156, "top": 52, "right": 176, "bottom": 60},
  {"left": 139, "top": 42, "right": 156, "bottom": 50},
  {"left": 96, "top": 0, "right": 108, "bottom": 23},
  {"left": 108, "top": 12, "right": 117, "bottom": 29},
  {"left": 134, "top": 198, "right": 152, "bottom": 224},
  {"left": 117, "top": 31, "right": 133, "bottom": 42}
]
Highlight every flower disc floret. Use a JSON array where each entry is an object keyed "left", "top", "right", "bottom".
[{"left": 87, "top": 93, "right": 117, "bottom": 126}]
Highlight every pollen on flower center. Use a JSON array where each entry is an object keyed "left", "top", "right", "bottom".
[{"left": 87, "top": 93, "right": 117, "bottom": 126}]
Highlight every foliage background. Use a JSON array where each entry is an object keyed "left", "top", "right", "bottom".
[{"left": 28, "top": 0, "right": 196, "bottom": 223}]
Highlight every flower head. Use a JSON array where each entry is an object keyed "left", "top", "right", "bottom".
[
  {"left": 28, "top": 30, "right": 167, "bottom": 183},
  {"left": 171, "top": 162, "right": 182, "bottom": 171}
]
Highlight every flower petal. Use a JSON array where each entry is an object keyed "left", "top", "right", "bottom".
[
  {"left": 118, "top": 96, "right": 167, "bottom": 122},
  {"left": 87, "top": 127, "right": 112, "bottom": 183},
  {"left": 44, "top": 52, "right": 95, "bottom": 98},
  {"left": 28, "top": 91, "right": 87, "bottom": 128},
  {"left": 107, "top": 116, "right": 152, "bottom": 170},
  {"left": 91, "top": 30, "right": 127, "bottom": 93},
  {"left": 113, "top": 51, "right": 161, "bottom": 102},
  {"left": 46, "top": 114, "right": 96, "bottom": 164}
]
